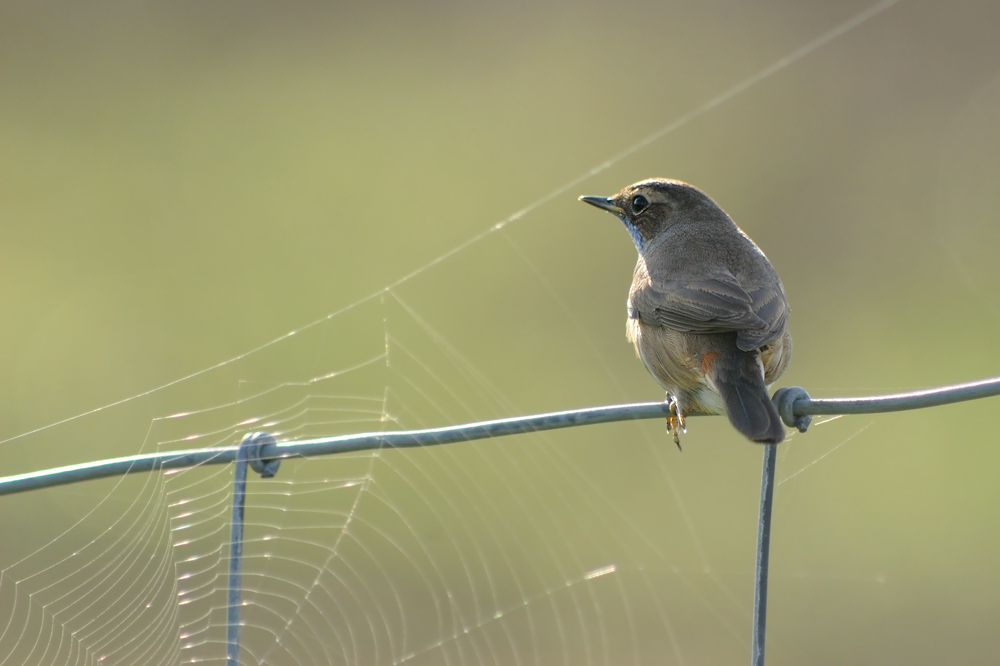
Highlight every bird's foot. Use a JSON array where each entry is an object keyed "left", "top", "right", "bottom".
[{"left": 666, "top": 395, "right": 686, "bottom": 451}]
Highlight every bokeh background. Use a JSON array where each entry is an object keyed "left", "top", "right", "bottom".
[{"left": 1, "top": 0, "right": 999, "bottom": 664}]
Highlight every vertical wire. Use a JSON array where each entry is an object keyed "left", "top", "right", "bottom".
[
  {"left": 226, "top": 436, "right": 252, "bottom": 666},
  {"left": 752, "top": 443, "right": 778, "bottom": 666}
]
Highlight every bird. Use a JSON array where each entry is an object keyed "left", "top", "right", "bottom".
[{"left": 580, "top": 179, "right": 791, "bottom": 446}]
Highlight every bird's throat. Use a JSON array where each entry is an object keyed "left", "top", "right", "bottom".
[{"left": 622, "top": 220, "right": 644, "bottom": 252}]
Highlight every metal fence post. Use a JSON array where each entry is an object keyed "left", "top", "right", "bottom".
[
  {"left": 226, "top": 432, "right": 280, "bottom": 666},
  {"left": 751, "top": 443, "right": 778, "bottom": 666}
]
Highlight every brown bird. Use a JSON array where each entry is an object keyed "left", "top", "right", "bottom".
[{"left": 580, "top": 179, "right": 791, "bottom": 446}]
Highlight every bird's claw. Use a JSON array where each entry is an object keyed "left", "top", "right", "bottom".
[{"left": 666, "top": 395, "right": 686, "bottom": 451}]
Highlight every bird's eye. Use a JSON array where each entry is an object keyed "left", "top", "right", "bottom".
[{"left": 631, "top": 195, "right": 649, "bottom": 214}]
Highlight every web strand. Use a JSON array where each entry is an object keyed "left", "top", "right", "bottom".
[{"left": 0, "top": 0, "right": 902, "bottom": 449}]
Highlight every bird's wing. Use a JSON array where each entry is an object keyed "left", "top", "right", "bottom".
[{"left": 630, "top": 273, "right": 787, "bottom": 351}]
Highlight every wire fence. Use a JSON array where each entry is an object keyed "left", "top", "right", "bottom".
[{"left": 2, "top": 376, "right": 999, "bottom": 666}]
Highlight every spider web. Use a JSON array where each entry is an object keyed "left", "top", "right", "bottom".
[{"left": 2, "top": 1, "right": 1000, "bottom": 664}]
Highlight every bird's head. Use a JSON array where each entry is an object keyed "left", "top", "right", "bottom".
[{"left": 579, "top": 178, "right": 720, "bottom": 252}]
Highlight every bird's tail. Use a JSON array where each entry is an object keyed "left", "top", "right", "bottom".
[{"left": 708, "top": 350, "right": 785, "bottom": 444}]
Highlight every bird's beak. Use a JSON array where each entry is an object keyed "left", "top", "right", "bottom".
[{"left": 578, "top": 195, "right": 623, "bottom": 215}]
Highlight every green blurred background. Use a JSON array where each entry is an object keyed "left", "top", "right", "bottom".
[{"left": 1, "top": 0, "right": 1000, "bottom": 663}]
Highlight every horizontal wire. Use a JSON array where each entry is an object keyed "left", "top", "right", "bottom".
[{"left": 1, "top": 374, "right": 998, "bottom": 497}]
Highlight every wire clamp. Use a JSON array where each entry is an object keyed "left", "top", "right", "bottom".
[
  {"left": 772, "top": 386, "right": 812, "bottom": 433},
  {"left": 243, "top": 432, "right": 280, "bottom": 478}
]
